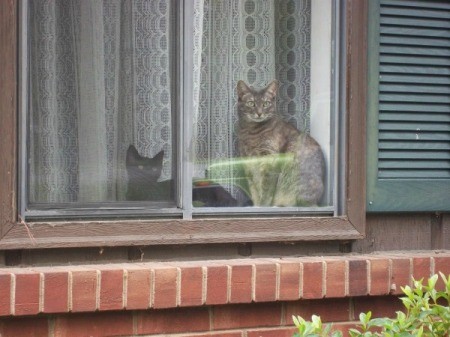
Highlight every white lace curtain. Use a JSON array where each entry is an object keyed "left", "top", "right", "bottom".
[
  {"left": 29, "top": 0, "right": 311, "bottom": 204},
  {"left": 29, "top": 0, "right": 174, "bottom": 203}
]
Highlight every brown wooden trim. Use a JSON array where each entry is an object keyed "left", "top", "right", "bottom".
[
  {"left": 0, "top": 217, "right": 362, "bottom": 249},
  {"left": 345, "top": 0, "right": 367, "bottom": 235},
  {"left": 0, "top": 0, "right": 18, "bottom": 239},
  {"left": 0, "top": 0, "right": 367, "bottom": 249}
]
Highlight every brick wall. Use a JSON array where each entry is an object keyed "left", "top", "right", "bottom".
[{"left": 0, "top": 252, "right": 449, "bottom": 337}]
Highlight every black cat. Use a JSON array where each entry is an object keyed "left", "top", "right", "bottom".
[
  {"left": 126, "top": 145, "right": 172, "bottom": 201},
  {"left": 126, "top": 145, "right": 239, "bottom": 207}
]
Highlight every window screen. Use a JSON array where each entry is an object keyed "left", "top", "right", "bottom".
[{"left": 24, "top": 0, "right": 338, "bottom": 218}]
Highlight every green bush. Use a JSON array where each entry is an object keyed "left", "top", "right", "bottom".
[{"left": 292, "top": 273, "right": 450, "bottom": 337}]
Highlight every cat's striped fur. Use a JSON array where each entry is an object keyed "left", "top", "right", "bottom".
[{"left": 236, "top": 80, "right": 324, "bottom": 206}]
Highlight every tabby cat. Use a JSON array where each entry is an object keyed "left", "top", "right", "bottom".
[
  {"left": 236, "top": 80, "right": 324, "bottom": 207},
  {"left": 126, "top": 145, "right": 239, "bottom": 206}
]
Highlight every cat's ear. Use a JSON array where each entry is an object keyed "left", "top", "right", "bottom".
[
  {"left": 154, "top": 150, "right": 164, "bottom": 163},
  {"left": 265, "top": 80, "right": 279, "bottom": 98},
  {"left": 237, "top": 80, "right": 251, "bottom": 98},
  {"left": 126, "top": 145, "right": 140, "bottom": 165}
]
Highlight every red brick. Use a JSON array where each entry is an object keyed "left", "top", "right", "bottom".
[
  {"left": 0, "top": 317, "right": 49, "bottom": 337},
  {"left": 230, "top": 265, "right": 252, "bottom": 304},
  {"left": 206, "top": 265, "right": 228, "bottom": 305},
  {"left": 278, "top": 262, "right": 300, "bottom": 301},
  {"left": 325, "top": 260, "right": 346, "bottom": 298},
  {"left": 54, "top": 312, "right": 133, "bottom": 337},
  {"left": 0, "top": 273, "right": 11, "bottom": 316},
  {"left": 302, "top": 261, "right": 323, "bottom": 299},
  {"left": 126, "top": 268, "right": 151, "bottom": 310},
  {"left": 254, "top": 264, "right": 277, "bottom": 302},
  {"left": 71, "top": 270, "right": 97, "bottom": 312},
  {"left": 412, "top": 257, "right": 431, "bottom": 282},
  {"left": 348, "top": 260, "right": 367, "bottom": 296},
  {"left": 434, "top": 256, "right": 450, "bottom": 291},
  {"left": 390, "top": 258, "right": 411, "bottom": 295},
  {"left": 435, "top": 256, "right": 450, "bottom": 274},
  {"left": 180, "top": 267, "right": 203, "bottom": 307},
  {"left": 369, "top": 259, "right": 390, "bottom": 296},
  {"left": 100, "top": 269, "right": 123, "bottom": 311},
  {"left": 285, "top": 298, "right": 350, "bottom": 323},
  {"left": 353, "top": 296, "right": 404, "bottom": 319},
  {"left": 44, "top": 272, "right": 69, "bottom": 313},
  {"left": 15, "top": 273, "right": 40, "bottom": 316},
  {"left": 136, "top": 307, "right": 210, "bottom": 334},
  {"left": 212, "top": 303, "right": 282, "bottom": 330},
  {"left": 153, "top": 267, "right": 178, "bottom": 308},
  {"left": 247, "top": 327, "right": 296, "bottom": 337}
]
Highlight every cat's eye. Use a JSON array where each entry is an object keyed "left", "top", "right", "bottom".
[
  {"left": 263, "top": 101, "right": 271, "bottom": 108},
  {"left": 246, "top": 101, "right": 255, "bottom": 107}
]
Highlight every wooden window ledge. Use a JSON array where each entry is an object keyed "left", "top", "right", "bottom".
[{"left": 0, "top": 251, "right": 449, "bottom": 317}]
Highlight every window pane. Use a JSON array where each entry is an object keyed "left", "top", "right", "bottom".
[
  {"left": 192, "top": 0, "right": 334, "bottom": 208},
  {"left": 27, "top": 0, "right": 175, "bottom": 205}
]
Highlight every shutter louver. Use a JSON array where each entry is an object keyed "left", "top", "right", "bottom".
[
  {"left": 378, "top": 0, "right": 450, "bottom": 180},
  {"left": 367, "top": 0, "right": 450, "bottom": 212}
]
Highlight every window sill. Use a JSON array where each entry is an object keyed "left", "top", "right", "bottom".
[
  {"left": 0, "top": 217, "right": 363, "bottom": 249},
  {"left": 1, "top": 251, "right": 449, "bottom": 317}
]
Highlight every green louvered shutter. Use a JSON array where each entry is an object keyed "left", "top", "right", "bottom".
[{"left": 367, "top": 0, "right": 450, "bottom": 212}]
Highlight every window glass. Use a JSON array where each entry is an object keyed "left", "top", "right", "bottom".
[
  {"left": 191, "top": 0, "right": 335, "bottom": 209},
  {"left": 27, "top": 0, "right": 175, "bottom": 205},
  {"left": 25, "top": 0, "right": 337, "bottom": 216}
]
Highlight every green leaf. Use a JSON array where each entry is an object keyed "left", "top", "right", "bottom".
[
  {"left": 402, "top": 285, "right": 413, "bottom": 300},
  {"left": 368, "top": 317, "right": 390, "bottom": 327},
  {"left": 416, "top": 325, "right": 423, "bottom": 337},
  {"left": 322, "top": 323, "right": 331, "bottom": 335},
  {"left": 292, "top": 315, "right": 300, "bottom": 326},
  {"left": 400, "top": 297, "right": 413, "bottom": 310},
  {"left": 361, "top": 311, "right": 372, "bottom": 323},
  {"left": 331, "top": 331, "right": 343, "bottom": 337},
  {"left": 348, "top": 328, "right": 362, "bottom": 337},
  {"left": 311, "top": 314, "right": 322, "bottom": 329},
  {"left": 427, "top": 274, "right": 438, "bottom": 290}
]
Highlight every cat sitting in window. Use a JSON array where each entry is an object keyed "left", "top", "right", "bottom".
[
  {"left": 126, "top": 145, "right": 172, "bottom": 201},
  {"left": 126, "top": 145, "right": 239, "bottom": 207},
  {"left": 236, "top": 80, "right": 324, "bottom": 207}
]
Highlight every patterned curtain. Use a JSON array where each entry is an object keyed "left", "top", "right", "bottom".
[{"left": 29, "top": 0, "right": 174, "bottom": 203}]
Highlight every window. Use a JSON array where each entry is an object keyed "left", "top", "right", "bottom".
[
  {"left": 22, "top": 0, "right": 339, "bottom": 218},
  {"left": 367, "top": 0, "right": 450, "bottom": 212},
  {"left": 0, "top": 0, "right": 366, "bottom": 249}
]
